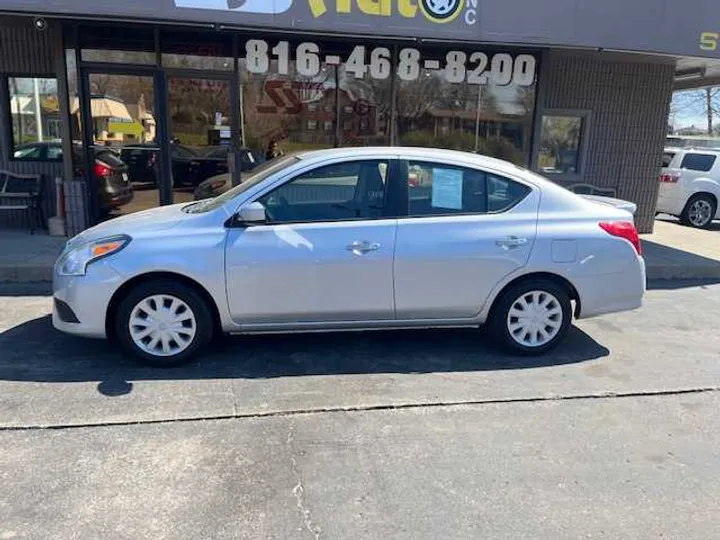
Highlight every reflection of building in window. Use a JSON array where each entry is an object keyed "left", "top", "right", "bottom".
[
  {"left": 8, "top": 77, "right": 60, "bottom": 149},
  {"left": 538, "top": 115, "right": 583, "bottom": 174}
]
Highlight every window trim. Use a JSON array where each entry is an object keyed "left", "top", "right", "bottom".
[
  {"left": 243, "top": 158, "right": 403, "bottom": 227},
  {"left": 532, "top": 108, "right": 592, "bottom": 183},
  {"left": 5, "top": 74, "right": 61, "bottom": 162},
  {"left": 395, "top": 159, "right": 534, "bottom": 220}
]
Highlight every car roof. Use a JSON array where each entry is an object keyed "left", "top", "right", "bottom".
[
  {"left": 297, "top": 146, "right": 526, "bottom": 176},
  {"left": 664, "top": 146, "right": 720, "bottom": 154}
]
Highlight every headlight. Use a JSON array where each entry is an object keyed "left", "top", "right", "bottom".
[{"left": 56, "top": 235, "right": 131, "bottom": 276}]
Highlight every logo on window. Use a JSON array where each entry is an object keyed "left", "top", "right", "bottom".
[{"left": 174, "top": 0, "right": 294, "bottom": 13}]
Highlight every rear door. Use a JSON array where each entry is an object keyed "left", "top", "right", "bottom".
[{"left": 393, "top": 160, "right": 539, "bottom": 320}]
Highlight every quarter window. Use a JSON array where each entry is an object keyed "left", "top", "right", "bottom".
[
  {"left": 680, "top": 153, "right": 716, "bottom": 172},
  {"left": 406, "top": 161, "right": 530, "bottom": 216},
  {"left": 258, "top": 160, "right": 388, "bottom": 224}
]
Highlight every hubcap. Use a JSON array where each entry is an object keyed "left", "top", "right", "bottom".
[
  {"left": 689, "top": 200, "right": 713, "bottom": 227},
  {"left": 507, "top": 290, "right": 563, "bottom": 348},
  {"left": 129, "top": 294, "right": 196, "bottom": 357}
]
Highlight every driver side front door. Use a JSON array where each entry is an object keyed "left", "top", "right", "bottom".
[{"left": 225, "top": 158, "right": 398, "bottom": 326}]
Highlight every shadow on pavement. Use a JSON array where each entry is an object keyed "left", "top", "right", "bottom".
[
  {"left": 647, "top": 279, "right": 720, "bottom": 290},
  {"left": 0, "top": 315, "right": 609, "bottom": 394}
]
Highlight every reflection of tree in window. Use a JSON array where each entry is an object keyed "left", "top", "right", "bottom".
[{"left": 538, "top": 116, "right": 583, "bottom": 174}]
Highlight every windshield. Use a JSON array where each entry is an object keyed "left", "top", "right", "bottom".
[{"left": 183, "top": 155, "right": 301, "bottom": 214}]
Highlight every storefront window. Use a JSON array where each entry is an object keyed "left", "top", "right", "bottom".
[
  {"left": 7, "top": 77, "right": 60, "bottom": 159},
  {"left": 537, "top": 114, "right": 586, "bottom": 175},
  {"left": 76, "top": 25, "right": 156, "bottom": 65},
  {"left": 395, "top": 46, "right": 537, "bottom": 165},
  {"left": 239, "top": 37, "right": 392, "bottom": 158},
  {"left": 161, "top": 31, "right": 233, "bottom": 71}
]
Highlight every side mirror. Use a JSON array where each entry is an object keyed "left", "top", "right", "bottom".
[{"left": 236, "top": 201, "right": 266, "bottom": 224}]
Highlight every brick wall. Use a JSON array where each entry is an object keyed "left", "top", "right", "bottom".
[{"left": 537, "top": 51, "right": 675, "bottom": 233}]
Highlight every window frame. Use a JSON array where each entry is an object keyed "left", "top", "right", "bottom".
[
  {"left": 247, "top": 158, "right": 404, "bottom": 226},
  {"left": 532, "top": 108, "right": 592, "bottom": 183},
  {"left": 395, "top": 159, "right": 534, "bottom": 219},
  {"left": 5, "top": 74, "right": 60, "bottom": 162}
]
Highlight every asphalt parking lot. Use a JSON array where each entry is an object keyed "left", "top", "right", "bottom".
[{"left": 1, "top": 281, "right": 719, "bottom": 539}]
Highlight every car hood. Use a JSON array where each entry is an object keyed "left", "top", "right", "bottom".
[
  {"left": 67, "top": 203, "right": 188, "bottom": 247},
  {"left": 580, "top": 194, "right": 637, "bottom": 216}
]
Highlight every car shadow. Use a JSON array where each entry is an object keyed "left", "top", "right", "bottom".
[{"left": 0, "top": 315, "right": 609, "bottom": 388}]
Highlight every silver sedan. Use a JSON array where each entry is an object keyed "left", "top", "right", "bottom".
[{"left": 53, "top": 147, "right": 645, "bottom": 366}]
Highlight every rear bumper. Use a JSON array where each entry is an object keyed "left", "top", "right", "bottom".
[
  {"left": 575, "top": 257, "right": 646, "bottom": 319},
  {"left": 101, "top": 189, "right": 134, "bottom": 209}
]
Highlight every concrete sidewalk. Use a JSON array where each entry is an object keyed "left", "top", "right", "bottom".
[
  {"left": 0, "top": 231, "right": 65, "bottom": 283},
  {"left": 642, "top": 218, "right": 720, "bottom": 280},
  {"left": 0, "top": 219, "right": 718, "bottom": 283}
]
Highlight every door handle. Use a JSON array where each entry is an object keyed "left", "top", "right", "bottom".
[
  {"left": 496, "top": 236, "right": 528, "bottom": 250},
  {"left": 346, "top": 241, "right": 381, "bottom": 255}
]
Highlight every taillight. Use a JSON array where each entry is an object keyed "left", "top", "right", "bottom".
[
  {"left": 659, "top": 173, "right": 680, "bottom": 183},
  {"left": 599, "top": 221, "right": 642, "bottom": 256},
  {"left": 94, "top": 162, "right": 111, "bottom": 178}
]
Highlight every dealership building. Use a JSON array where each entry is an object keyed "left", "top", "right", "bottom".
[{"left": 0, "top": 0, "right": 719, "bottom": 234}]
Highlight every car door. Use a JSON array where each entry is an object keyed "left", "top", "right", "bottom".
[
  {"left": 225, "top": 158, "right": 398, "bottom": 325},
  {"left": 393, "top": 159, "right": 539, "bottom": 320}
]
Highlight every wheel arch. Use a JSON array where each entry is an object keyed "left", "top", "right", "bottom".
[
  {"left": 105, "top": 271, "right": 222, "bottom": 341},
  {"left": 487, "top": 271, "right": 582, "bottom": 321}
]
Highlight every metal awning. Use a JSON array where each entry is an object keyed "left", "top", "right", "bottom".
[
  {"left": 674, "top": 57, "right": 720, "bottom": 90},
  {"left": 70, "top": 96, "right": 133, "bottom": 120}
]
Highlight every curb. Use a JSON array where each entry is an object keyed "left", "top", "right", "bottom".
[{"left": 0, "top": 265, "right": 53, "bottom": 284}]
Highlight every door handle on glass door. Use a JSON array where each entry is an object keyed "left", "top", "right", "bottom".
[
  {"left": 346, "top": 241, "right": 381, "bottom": 255},
  {"left": 496, "top": 236, "right": 528, "bottom": 249}
]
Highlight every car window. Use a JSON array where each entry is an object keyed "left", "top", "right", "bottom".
[
  {"left": 258, "top": 160, "right": 388, "bottom": 224},
  {"left": 184, "top": 155, "right": 301, "bottom": 214},
  {"left": 95, "top": 150, "right": 125, "bottom": 168},
  {"left": 680, "top": 153, "right": 717, "bottom": 172},
  {"left": 172, "top": 145, "right": 197, "bottom": 158},
  {"left": 13, "top": 145, "right": 42, "bottom": 160},
  {"left": 405, "top": 161, "right": 530, "bottom": 216},
  {"left": 662, "top": 152, "right": 676, "bottom": 168},
  {"left": 46, "top": 145, "right": 63, "bottom": 161}
]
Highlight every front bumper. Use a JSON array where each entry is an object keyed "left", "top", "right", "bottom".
[{"left": 52, "top": 261, "right": 125, "bottom": 338}]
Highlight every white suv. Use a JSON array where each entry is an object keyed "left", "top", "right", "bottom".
[{"left": 657, "top": 147, "right": 720, "bottom": 228}]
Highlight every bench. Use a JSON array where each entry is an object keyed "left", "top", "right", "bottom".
[{"left": 0, "top": 170, "right": 43, "bottom": 234}]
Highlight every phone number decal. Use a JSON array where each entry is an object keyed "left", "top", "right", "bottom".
[{"left": 244, "top": 40, "right": 536, "bottom": 87}]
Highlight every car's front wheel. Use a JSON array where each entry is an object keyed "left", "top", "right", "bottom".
[
  {"left": 680, "top": 194, "right": 717, "bottom": 229},
  {"left": 489, "top": 279, "right": 572, "bottom": 355},
  {"left": 115, "top": 279, "right": 214, "bottom": 367}
]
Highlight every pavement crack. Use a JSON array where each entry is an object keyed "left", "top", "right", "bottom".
[
  {"left": 1, "top": 386, "right": 719, "bottom": 432},
  {"left": 287, "top": 421, "right": 322, "bottom": 540}
]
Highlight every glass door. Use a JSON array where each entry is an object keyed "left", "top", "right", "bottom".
[
  {"left": 166, "top": 75, "right": 236, "bottom": 204},
  {"left": 78, "top": 71, "right": 164, "bottom": 219}
]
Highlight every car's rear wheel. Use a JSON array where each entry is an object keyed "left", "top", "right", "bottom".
[
  {"left": 115, "top": 279, "right": 213, "bottom": 367},
  {"left": 680, "top": 194, "right": 716, "bottom": 229},
  {"left": 489, "top": 279, "right": 572, "bottom": 355}
]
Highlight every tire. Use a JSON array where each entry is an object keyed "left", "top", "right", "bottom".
[
  {"left": 115, "top": 279, "right": 214, "bottom": 367},
  {"left": 680, "top": 194, "right": 717, "bottom": 229},
  {"left": 488, "top": 279, "right": 572, "bottom": 355}
]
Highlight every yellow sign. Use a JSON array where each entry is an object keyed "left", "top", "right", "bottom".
[
  {"left": 309, "top": 0, "right": 467, "bottom": 24},
  {"left": 700, "top": 31, "right": 719, "bottom": 51}
]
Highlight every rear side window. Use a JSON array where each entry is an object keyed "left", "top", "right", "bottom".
[
  {"left": 662, "top": 152, "right": 676, "bottom": 168},
  {"left": 95, "top": 150, "right": 125, "bottom": 167},
  {"left": 406, "top": 161, "right": 530, "bottom": 217},
  {"left": 680, "top": 153, "right": 716, "bottom": 172}
]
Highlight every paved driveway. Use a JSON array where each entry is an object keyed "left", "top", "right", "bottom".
[{"left": 1, "top": 282, "right": 719, "bottom": 539}]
